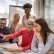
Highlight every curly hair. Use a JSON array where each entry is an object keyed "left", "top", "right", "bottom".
[{"left": 23, "top": 3, "right": 32, "bottom": 9}]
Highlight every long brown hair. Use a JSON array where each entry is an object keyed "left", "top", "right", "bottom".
[{"left": 35, "top": 18, "right": 54, "bottom": 45}]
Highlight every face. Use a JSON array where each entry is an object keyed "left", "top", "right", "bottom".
[
  {"left": 34, "top": 23, "right": 41, "bottom": 32},
  {"left": 1, "top": 20, "right": 6, "bottom": 28},
  {"left": 24, "top": 8, "right": 31, "bottom": 15},
  {"left": 14, "top": 14, "right": 20, "bottom": 22},
  {"left": 26, "top": 22, "right": 34, "bottom": 32}
]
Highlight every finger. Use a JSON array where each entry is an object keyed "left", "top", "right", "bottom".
[
  {"left": 0, "top": 34, "right": 4, "bottom": 37},
  {"left": 2, "top": 37, "right": 6, "bottom": 40}
]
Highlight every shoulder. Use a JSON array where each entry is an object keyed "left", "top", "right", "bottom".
[
  {"left": 30, "top": 15, "right": 36, "bottom": 20},
  {"left": 19, "top": 28, "right": 27, "bottom": 32},
  {"left": 48, "top": 33, "right": 54, "bottom": 37},
  {"left": 47, "top": 33, "right": 54, "bottom": 40}
]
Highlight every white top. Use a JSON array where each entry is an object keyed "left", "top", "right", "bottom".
[
  {"left": 22, "top": 15, "right": 36, "bottom": 27},
  {"left": 31, "top": 33, "right": 54, "bottom": 54}
]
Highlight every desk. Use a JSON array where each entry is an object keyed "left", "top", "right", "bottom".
[
  {"left": 0, "top": 48, "right": 38, "bottom": 54},
  {"left": 0, "top": 43, "right": 38, "bottom": 54},
  {"left": 0, "top": 43, "right": 13, "bottom": 54}
]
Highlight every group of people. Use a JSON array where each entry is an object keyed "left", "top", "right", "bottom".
[{"left": 0, "top": 3, "right": 54, "bottom": 54}]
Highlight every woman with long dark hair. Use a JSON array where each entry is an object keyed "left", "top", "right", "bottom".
[{"left": 31, "top": 18, "right": 54, "bottom": 54}]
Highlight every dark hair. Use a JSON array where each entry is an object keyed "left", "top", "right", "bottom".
[
  {"left": 35, "top": 18, "right": 54, "bottom": 45},
  {"left": 23, "top": 3, "right": 32, "bottom": 9},
  {"left": 1, "top": 18, "right": 6, "bottom": 20}
]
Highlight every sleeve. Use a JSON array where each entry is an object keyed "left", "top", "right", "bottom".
[
  {"left": 22, "top": 34, "right": 34, "bottom": 51},
  {"left": 31, "top": 35, "right": 38, "bottom": 53},
  {"left": 22, "top": 42, "right": 31, "bottom": 51},
  {"left": 41, "top": 34, "right": 54, "bottom": 54},
  {"left": 7, "top": 29, "right": 23, "bottom": 39}
]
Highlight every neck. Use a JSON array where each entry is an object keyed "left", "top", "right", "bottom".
[{"left": 26, "top": 14, "right": 30, "bottom": 20}]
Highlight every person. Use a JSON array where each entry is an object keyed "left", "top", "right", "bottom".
[
  {"left": 31, "top": 18, "right": 54, "bottom": 54},
  {"left": 22, "top": 3, "right": 36, "bottom": 27},
  {"left": 0, "top": 19, "right": 34, "bottom": 52},
  {"left": 0, "top": 18, "right": 10, "bottom": 43},
  {"left": 10, "top": 13, "right": 22, "bottom": 33},
  {"left": 9, "top": 13, "right": 22, "bottom": 43}
]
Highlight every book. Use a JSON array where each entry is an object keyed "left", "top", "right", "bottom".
[
  {"left": 4, "top": 43, "right": 18, "bottom": 49},
  {"left": 0, "top": 43, "right": 18, "bottom": 50}
]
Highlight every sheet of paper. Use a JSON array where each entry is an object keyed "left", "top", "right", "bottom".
[
  {"left": 3, "top": 43, "right": 18, "bottom": 49},
  {"left": 0, "top": 45, "right": 4, "bottom": 48}
]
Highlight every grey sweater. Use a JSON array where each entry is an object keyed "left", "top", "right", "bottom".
[{"left": 31, "top": 33, "right": 54, "bottom": 54}]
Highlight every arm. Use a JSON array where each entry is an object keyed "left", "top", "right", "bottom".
[
  {"left": 7, "top": 29, "right": 23, "bottom": 39},
  {"left": 22, "top": 42, "right": 31, "bottom": 51},
  {"left": 0, "top": 29, "right": 22, "bottom": 40},
  {"left": 42, "top": 34, "right": 54, "bottom": 54},
  {"left": 14, "top": 39, "right": 33, "bottom": 52}
]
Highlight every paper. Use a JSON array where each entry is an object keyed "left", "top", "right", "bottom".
[
  {"left": 0, "top": 45, "right": 4, "bottom": 48},
  {"left": 3, "top": 43, "right": 18, "bottom": 49}
]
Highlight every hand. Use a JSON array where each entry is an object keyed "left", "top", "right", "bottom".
[
  {"left": 3, "top": 47, "right": 23, "bottom": 52},
  {"left": 3, "top": 48, "right": 17, "bottom": 52},
  {"left": 0, "top": 33, "right": 9, "bottom": 40},
  {"left": 17, "top": 47, "right": 23, "bottom": 52},
  {"left": 33, "top": 28, "right": 36, "bottom": 33},
  {"left": 0, "top": 33, "right": 4, "bottom": 37}
]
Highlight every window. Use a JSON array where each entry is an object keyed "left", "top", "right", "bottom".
[
  {"left": 0, "top": 0, "right": 16, "bottom": 26},
  {"left": 45, "top": 0, "right": 54, "bottom": 32},
  {"left": 0, "top": 0, "right": 35, "bottom": 26}
]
